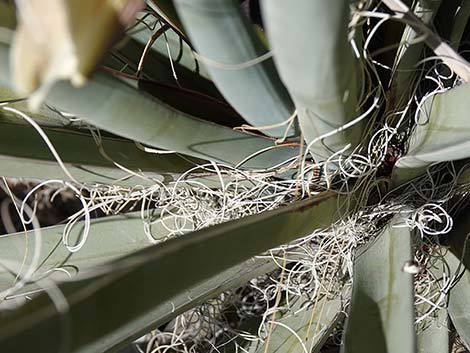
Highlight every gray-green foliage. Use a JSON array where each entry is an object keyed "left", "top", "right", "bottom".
[
  {"left": 343, "top": 216, "right": 415, "bottom": 353},
  {"left": 0, "top": 192, "right": 342, "bottom": 352},
  {"left": 174, "top": 0, "right": 297, "bottom": 138},
  {"left": 2, "top": 0, "right": 470, "bottom": 352},
  {"left": 262, "top": 0, "right": 363, "bottom": 161}
]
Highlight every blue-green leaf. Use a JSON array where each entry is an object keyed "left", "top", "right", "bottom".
[
  {"left": 262, "top": 0, "right": 363, "bottom": 162},
  {"left": 342, "top": 216, "right": 415, "bottom": 353},
  {"left": 0, "top": 191, "right": 344, "bottom": 352},
  {"left": 174, "top": 0, "right": 297, "bottom": 138}
]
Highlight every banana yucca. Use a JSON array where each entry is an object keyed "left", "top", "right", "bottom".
[{"left": 0, "top": 0, "right": 470, "bottom": 352}]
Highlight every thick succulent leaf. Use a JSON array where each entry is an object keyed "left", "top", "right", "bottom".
[
  {"left": 0, "top": 88, "right": 82, "bottom": 128},
  {"left": 119, "top": 19, "right": 218, "bottom": 97},
  {"left": 456, "top": 160, "right": 470, "bottom": 186},
  {"left": 0, "top": 212, "right": 162, "bottom": 297},
  {"left": 174, "top": 0, "right": 297, "bottom": 138},
  {"left": 416, "top": 307, "right": 449, "bottom": 353},
  {"left": 115, "top": 39, "right": 221, "bottom": 100},
  {"left": 261, "top": 0, "right": 362, "bottom": 162},
  {"left": 113, "top": 37, "right": 219, "bottom": 97},
  {"left": 0, "top": 191, "right": 344, "bottom": 352},
  {"left": 393, "top": 83, "right": 470, "bottom": 184},
  {"left": 416, "top": 253, "right": 450, "bottom": 353},
  {"left": 0, "top": 213, "right": 277, "bottom": 352},
  {"left": 342, "top": 215, "right": 415, "bottom": 353},
  {"left": 446, "top": 250, "right": 470, "bottom": 351},
  {"left": 0, "top": 121, "right": 193, "bottom": 185},
  {"left": 445, "top": 237, "right": 470, "bottom": 351},
  {"left": 0, "top": 43, "right": 298, "bottom": 170},
  {"left": 383, "top": 0, "right": 470, "bottom": 82},
  {"left": 109, "top": 29, "right": 242, "bottom": 126},
  {"left": 11, "top": 0, "right": 144, "bottom": 105},
  {"left": 250, "top": 295, "right": 344, "bottom": 353},
  {"left": 102, "top": 257, "right": 277, "bottom": 353},
  {"left": 390, "top": 0, "right": 441, "bottom": 110},
  {"left": 126, "top": 13, "right": 211, "bottom": 80},
  {"left": 445, "top": 209, "right": 470, "bottom": 350}
]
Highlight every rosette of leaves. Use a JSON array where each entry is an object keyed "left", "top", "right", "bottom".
[{"left": 1, "top": 0, "right": 470, "bottom": 353}]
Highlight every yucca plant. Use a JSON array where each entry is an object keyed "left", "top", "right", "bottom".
[{"left": 2, "top": 0, "right": 470, "bottom": 352}]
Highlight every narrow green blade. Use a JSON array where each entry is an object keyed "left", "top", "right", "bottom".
[
  {"left": 118, "top": 23, "right": 218, "bottom": 98},
  {"left": 137, "top": 79, "right": 246, "bottom": 128},
  {"left": 342, "top": 216, "right": 415, "bottom": 353},
  {"left": 0, "top": 213, "right": 277, "bottom": 352},
  {"left": 0, "top": 121, "right": 194, "bottom": 185},
  {"left": 250, "top": 295, "right": 343, "bottom": 353},
  {"left": 416, "top": 307, "right": 449, "bottom": 353},
  {"left": 446, "top": 209, "right": 470, "bottom": 350},
  {"left": 0, "top": 191, "right": 344, "bottom": 353},
  {"left": 393, "top": 83, "right": 470, "bottom": 184},
  {"left": 109, "top": 25, "right": 241, "bottom": 127},
  {"left": 416, "top": 310, "right": 449, "bottom": 353},
  {"left": 126, "top": 13, "right": 212, "bottom": 81},
  {"left": 389, "top": 0, "right": 441, "bottom": 111},
  {"left": 115, "top": 37, "right": 220, "bottom": 99},
  {"left": 101, "top": 257, "right": 277, "bottom": 353},
  {"left": 262, "top": 0, "right": 362, "bottom": 162},
  {"left": 174, "top": 0, "right": 297, "bottom": 138},
  {"left": 0, "top": 88, "right": 82, "bottom": 128},
  {"left": 447, "top": 250, "right": 470, "bottom": 351},
  {"left": 0, "top": 212, "right": 161, "bottom": 297},
  {"left": 383, "top": 0, "right": 470, "bottom": 82},
  {"left": 416, "top": 253, "right": 450, "bottom": 353},
  {"left": 0, "top": 43, "right": 298, "bottom": 170}
]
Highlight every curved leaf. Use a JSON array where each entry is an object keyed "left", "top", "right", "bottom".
[
  {"left": 0, "top": 121, "right": 193, "bottom": 185},
  {"left": 250, "top": 295, "right": 343, "bottom": 353},
  {"left": 262, "top": 0, "right": 363, "bottom": 162},
  {"left": 383, "top": 0, "right": 470, "bottom": 82},
  {"left": 0, "top": 42, "right": 299, "bottom": 170},
  {"left": 0, "top": 88, "right": 81, "bottom": 128},
  {"left": 137, "top": 79, "right": 246, "bottom": 128},
  {"left": 0, "top": 191, "right": 344, "bottom": 352},
  {"left": 0, "top": 212, "right": 161, "bottom": 297},
  {"left": 447, "top": 250, "right": 470, "bottom": 351},
  {"left": 342, "top": 215, "right": 415, "bottom": 353},
  {"left": 118, "top": 24, "right": 218, "bottom": 97},
  {"left": 416, "top": 253, "right": 450, "bottom": 353},
  {"left": 174, "top": 0, "right": 297, "bottom": 138},
  {"left": 126, "top": 13, "right": 212, "bottom": 80},
  {"left": 445, "top": 209, "right": 470, "bottom": 350},
  {"left": 389, "top": 0, "right": 441, "bottom": 111},
  {"left": 393, "top": 83, "right": 470, "bottom": 184},
  {"left": 0, "top": 213, "right": 277, "bottom": 352}
]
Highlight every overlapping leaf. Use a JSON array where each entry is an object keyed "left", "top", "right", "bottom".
[
  {"left": 0, "top": 191, "right": 343, "bottom": 352},
  {"left": 174, "top": 0, "right": 297, "bottom": 138},
  {"left": 262, "top": 0, "right": 362, "bottom": 162}
]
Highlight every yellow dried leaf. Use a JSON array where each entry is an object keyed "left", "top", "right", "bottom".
[{"left": 11, "top": 0, "right": 143, "bottom": 107}]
